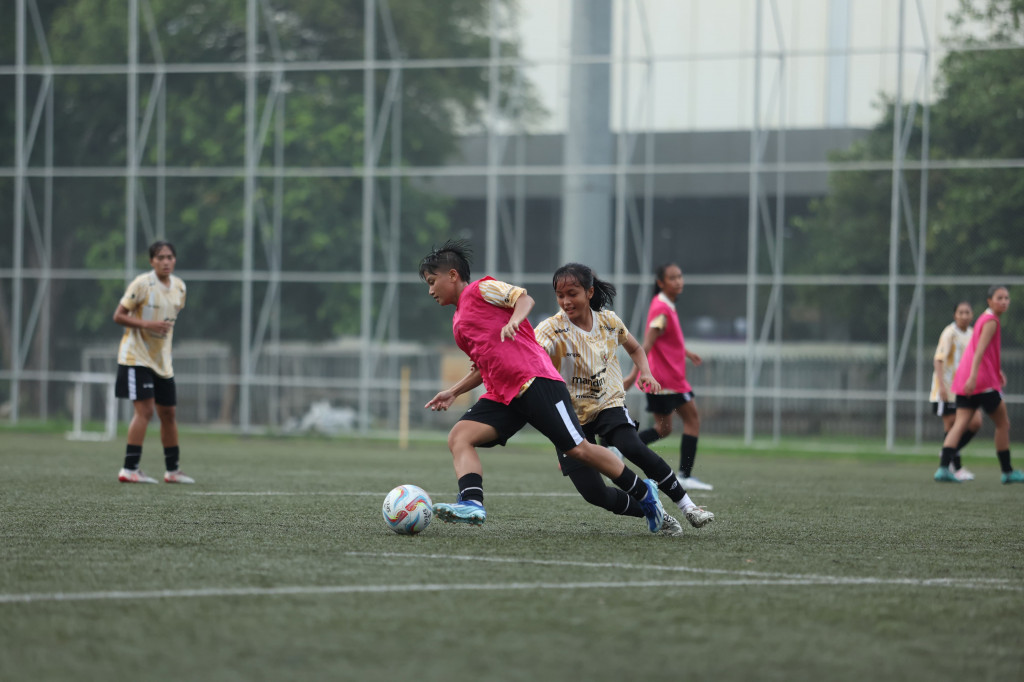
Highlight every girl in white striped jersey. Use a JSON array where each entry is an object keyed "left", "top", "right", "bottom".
[{"left": 534, "top": 263, "right": 714, "bottom": 535}]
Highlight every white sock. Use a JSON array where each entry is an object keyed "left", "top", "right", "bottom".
[{"left": 678, "top": 493, "right": 695, "bottom": 511}]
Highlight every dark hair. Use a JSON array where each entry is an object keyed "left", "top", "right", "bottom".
[
  {"left": 552, "top": 263, "right": 616, "bottom": 311},
  {"left": 651, "top": 263, "right": 676, "bottom": 299},
  {"left": 987, "top": 285, "right": 1008, "bottom": 299},
  {"left": 418, "top": 239, "right": 472, "bottom": 282},
  {"left": 149, "top": 240, "right": 176, "bottom": 259},
  {"left": 953, "top": 300, "right": 972, "bottom": 314}
]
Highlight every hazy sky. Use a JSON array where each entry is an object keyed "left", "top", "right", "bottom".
[{"left": 514, "top": 0, "right": 965, "bottom": 131}]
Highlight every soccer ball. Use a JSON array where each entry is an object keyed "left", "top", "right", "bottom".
[{"left": 382, "top": 484, "right": 433, "bottom": 535}]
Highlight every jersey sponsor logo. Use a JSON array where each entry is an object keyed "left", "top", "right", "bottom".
[
  {"left": 553, "top": 327, "right": 570, "bottom": 334},
  {"left": 571, "top": 368, "right": 607, "bottom": 389}
]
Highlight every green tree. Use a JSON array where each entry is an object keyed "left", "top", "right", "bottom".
[
  {"left": 1, "top": 0, "right": 540, "bottom": 380},
  {"left": 789, "top": 0, "right": 1024, "bottom": 345}
]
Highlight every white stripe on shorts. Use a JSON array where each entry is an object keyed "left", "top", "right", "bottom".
[
  {"left": 554, "top": 399, "right": 584, "bottom": 446},
  {"left": 127, "top": 367, "right": 137, "bottom": 401}
]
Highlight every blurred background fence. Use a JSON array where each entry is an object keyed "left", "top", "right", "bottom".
[{"left": 2, "top": 0, "right": 1023, "bottom": 446}]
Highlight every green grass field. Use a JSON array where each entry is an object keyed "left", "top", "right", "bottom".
[{"left": 1, "top": 429, "right": 1022, "bottom": 682}]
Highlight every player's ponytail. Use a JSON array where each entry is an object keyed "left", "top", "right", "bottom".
[{"left": 652, "top": 263, "right": 673, "bottom": 298}]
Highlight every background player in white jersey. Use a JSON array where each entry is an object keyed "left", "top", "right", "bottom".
[
  {"left": 930, "top": 301, "right": 981, "bottom": 481},
  {"left": 113, "top": 241, "right": 194, "bottom": 484},
  {"left": 534, "top": 263, "right": 714, "bottom": 535}
]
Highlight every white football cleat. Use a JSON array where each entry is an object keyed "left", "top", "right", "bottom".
[
  {"left": 118, "top": 468, "right": 158, "bottom": 484},
  {"left": 164, "top": 470, "right": 195, "bottom": 484},
  {"left": 951, "top": 466, "right": 975, "bottom": 482},
  {"left": 677, "top": 473, "right": 714, "bottom": 491},
  {"left": 659, "top": 513, "right": 684, "bottom": 537},
  {"left": 684, "top": 505, "right": 715, "bottom": 528}
]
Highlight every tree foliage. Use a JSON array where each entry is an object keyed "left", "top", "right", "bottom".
[
  {"left": 1, "top": 0, "right": 538, "bottom": 372},
  {"left": 789, "top": 0, "right": 1024, "bottom": 345}
]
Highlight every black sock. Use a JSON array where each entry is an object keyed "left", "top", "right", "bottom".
[
  {"left": 164, "top": 446, "right": 180, "bottom": 472},
  {"left": 612, "top": 466, "right": 649, "bottom": 501},
  {"left": 680, "top": 434, "right": 698, "bottom": 477},
  {"left": 939, "top": 446, "right": 956, "bottom": 469},
  {"left": 457, "top": 473, "right": 484, "bottom": 504},
  {"left": 956, "top": 429, "right": 976, "bottom": 452},
  {"left": 997, "top": 450, "right": 1012, "bottom": 474},
  {"left": 638, "top": 428, "right": 661, "bottom": 445},
  {"left": 123, "top": 444, "right": 142, "bottom": 470},
  {"left": 657, "top": 470, "right": 684, "bottom": 503},
  {"left": 943, "top": 432, "right": 960, "bottom": 470}
]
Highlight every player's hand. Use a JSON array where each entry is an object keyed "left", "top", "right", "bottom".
[
  {"left": 1001, "top": 370, "right": 1007, "bottom": 388},
  {"left": 938, "top": 387, "right": 949, "bottom": 403},
  {"left": 500, "top": 320, "right": 520, "bottom": 342},
  {"left": 149, "top": 320, "right": 173, "bottom": 335},
  {"left": 425, "top": 390, "right": 456, "bottom": 411},
  {"left": 963, "top": 375, "right": 977, "bottom": 395},
  {"left": 636, "top": 371, "right": 661, "bottom": 394},
  {"left": 687, "top": 351, "right": 703, "bottom": 366}
]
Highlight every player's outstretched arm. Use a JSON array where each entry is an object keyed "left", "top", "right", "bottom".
[
  {"left": 425, "top": 367, "right": 483, "bottom": 411},
  {"left": 623, "top": 333, "right": 661, "bottom": 393}
]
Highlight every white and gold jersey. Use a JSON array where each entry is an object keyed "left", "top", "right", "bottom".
[
  {"left": 116, "top": 272, "right": 186, "bottom": 378},
  {"left": 534, "top": 309, "right": 628, "bottom": 425},
  {"left": 929, "top": 322, "right": 972, "bottom": 402}
]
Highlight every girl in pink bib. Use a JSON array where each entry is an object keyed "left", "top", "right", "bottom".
[{"left": 936, "top": 285, "right": 1021, "bottom": 484}]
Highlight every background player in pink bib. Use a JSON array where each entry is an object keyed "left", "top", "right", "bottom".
[
  {"left": 936, "top": 285, "right": 1021, "bottom": 484},
  {"left": 625, "top": 263, "right": 712, "bottom": 491}
]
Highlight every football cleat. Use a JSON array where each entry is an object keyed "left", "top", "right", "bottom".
[
  {"left": 164, "top": 470, "right": 195, "bottom": 484},
  {"left": 659, "top": 513, "right": 684, "bottom": 537},
  {"left": 118, "top": 468, "right": 158, "bottom": 484},
  {"left": 433, "top": 500, "right": 486, "bottom": 525},
  {"left": 638, "top": 479, "right": 666, "bottom": 533},
  {"left": 1001, "top": 470, "right": 1024, "bottom": 484},
  {"left": 684, "top": 505, "right": 715, "bottom": 528},
  {"left": 951, "top": 466, "right": 975, "bottom": 482},
  {"left": 933, "top": 466, "right": 960, "bottom": 483},
  {"left": 678, "top": 474, "right": 714, "bottom": 491}
]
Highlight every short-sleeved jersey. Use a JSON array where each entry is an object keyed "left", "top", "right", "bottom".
[
  {"left": 929, "top": 322, "right": 972, "bottom": 402},
  {"left": 952, "top": 309, "right": 1002, "bottom": 396},
  {"left": 116, "top": 272, "right": 186, "bottom": 378},
  {"left": 644, "top": 292, "right": 691, "bottom": 395},
  {"left": 452, "top": 277, "right": 563, "bottom": 405},
  {"left": 534, "top": 309, "right": 629, "bottom": 425}
]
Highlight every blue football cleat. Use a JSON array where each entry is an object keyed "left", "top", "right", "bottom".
[
  {"left": 433, "top": 500, "right": 487, "bottom": 525},
  {"left": 638, "top": 479, "right": 666, "bottom": 533}
]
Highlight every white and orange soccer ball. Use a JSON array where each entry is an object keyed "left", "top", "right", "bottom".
[{"left": 382, "top": 484, "right": 433, "bottom": 535}]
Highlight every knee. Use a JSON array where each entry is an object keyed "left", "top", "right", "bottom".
[
  {"left": 447, "top": 426, "right": 477, "bottom": 455},
  {"left": 655, "top": 422, "right": 673, "bottom": 437},
  {"left": 156, "top": 405, "right": 176, "bottom": 422},
  {"left": 563, "top": 442, "right": 592, "bottom": 463},
  {"left": 134, "top": 403, "right": 155, "bottom": 421}
]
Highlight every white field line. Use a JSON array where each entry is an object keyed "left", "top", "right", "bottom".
[
  {"left": 187, "top": 491, "right": 587, "bottom": 497},
  {"left": 344, "top": 551, "right": 1022, "bottom": 589},
  {"left": 3, "top": 551, "right": 1020, "bottom": 604}
]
